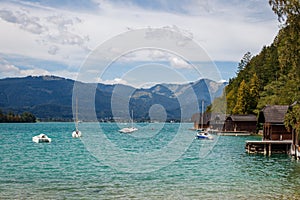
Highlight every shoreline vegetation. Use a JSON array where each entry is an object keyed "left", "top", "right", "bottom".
[
  {"left": 0, "top": 111, "right": 186, "bottom": 123},
  {"left": 0, "top": 110, "right": 36, "bottom": 123}
]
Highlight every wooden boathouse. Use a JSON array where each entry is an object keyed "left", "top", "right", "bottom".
[
  {"left": 223, "top": 114, "right": 257, "bottom": 133},
  {"left": 246, "top": 105, "right": 292, "bottom": 155}
]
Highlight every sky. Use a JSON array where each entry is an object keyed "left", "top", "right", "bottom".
[{"left": 0, "top": 0, "right": 280, "bottom": 87}]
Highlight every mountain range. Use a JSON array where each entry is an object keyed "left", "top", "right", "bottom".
[{"left": 0, "top": 76, "right": 226, "bottom": 121}]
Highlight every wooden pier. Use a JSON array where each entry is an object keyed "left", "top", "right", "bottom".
[
  {"left": 245, "top": 140, "right": 292, "bottom": 155},
  {"left": 218, "top": 131, "right": 252, "bottom": 136}
]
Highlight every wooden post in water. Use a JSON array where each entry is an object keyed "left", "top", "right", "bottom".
[
  {"left": 264, "top": 144, "right": 267, "bottom": 155},
  {"left": 268, "top": 143, "right": 272, "bottom": 156}
]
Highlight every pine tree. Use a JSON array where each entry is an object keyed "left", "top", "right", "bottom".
[
  {"left": 237, "top": 52, "right": 252, "bottom": 73},
  {"left": 232, "top": 80, "right": 249, "bottom": 114},
  {"left": 285, "top": 104, "right": 300, "bottom": 136},
  {"left": 226, "top": 89, "right": 236, "bottom": 114},
  {"left": 248, "top": 73, "right": 260, "bottom": 113}
]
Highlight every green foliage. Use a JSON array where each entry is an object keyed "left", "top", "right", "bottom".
[
  {"left": 218, "top": 1, "right": 300, "bottom": 115},
  {"left": 21, "top": 112, "right": 36, "bottom": 123},
  {"left": 284, "top": 104, "right": 300, "bottom": 134},
  {"left": 237, "top": 52, "right": 252, "bottom": 73},
  {"left": 269, "top": 0, "right": 300, "bottom": 24},
  {"left": 0, "top": 110, "right": 36, "bottom": 123},
  {"left": 232, "top": 80, "right": 249, "bottom": 114},
  {"left": 249, "top": 73, "right": 260, "bottom": 114}
]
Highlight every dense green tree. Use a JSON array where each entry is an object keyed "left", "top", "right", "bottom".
[
  {"left": 237, "top": 52, "right": 252, "bottom": 73},
  {"left": 232, "top": 80, "right": 249, "bottom": 114},
  {"left": 248, "top": 73, "right": 260, "bottom": 113},
  {"left": 226, "top": 89, "right": 236, "bottom": 114},
  {"left": 285, "top": 103, "right": 300, "bottom": 135},
  {"left": 269, "top": 0, "right": 300, "bottom": 24},
  {"left": 21, "top": 112, "right": 36, "bottom": 123},
  {"left": 0, "top": 111, "right": 36, "bottom": 123},
  {"left": 0, "top": 109, "right": 5, "bottom": 122}
]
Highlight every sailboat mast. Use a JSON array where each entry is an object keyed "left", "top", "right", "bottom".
[
  {"left": 75, "top": 97, "right": 78, "bottom": 131},
  {"left": 131, "top": 109, "right": 134, "bottom": 128},
  {"left": 201, "top": 100, "right": 204, "bottom": 130}
]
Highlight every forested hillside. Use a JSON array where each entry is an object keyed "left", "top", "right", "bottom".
[
  {"left": 212, "top": 0, "right": 300, "bottom": 115},
  {"left": 0, "top": 76, "right": 225, "bottom": 121}
]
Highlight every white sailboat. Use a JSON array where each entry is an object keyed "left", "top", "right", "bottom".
[
  {"left": 72, "top": 98, "right": 82, "bottom": 138},
  {"left": 119, "top": 110, "right": 138, "bottom": 133},
  {"left": 195, "top": 100, "right": 213, "bottom": 140}
]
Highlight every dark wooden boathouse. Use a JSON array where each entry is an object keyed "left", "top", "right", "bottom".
[
  {"left": 246, "top": 105, "right": 292, "bottom": 155},
  {"left": 258, "top": 105, "right": 291, "bottom": 140},
  {"left": 223, "top": 114, "right": 257, "bottom": 133}
]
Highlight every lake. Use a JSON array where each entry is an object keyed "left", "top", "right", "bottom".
[{"left": 1, "top": 122, "right": 300, "bottom": 199}]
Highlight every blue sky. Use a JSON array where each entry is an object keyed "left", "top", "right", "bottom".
[{"left": 0, "top": 0, "right": 279, "bottom": 87}]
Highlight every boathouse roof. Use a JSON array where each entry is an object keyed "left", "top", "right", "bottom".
[
  {"left": 258, "top": 105, "right": 289, "bottom": 123},
  {"left": 226, "top": 114, "right": 257, "bottom": 122}
]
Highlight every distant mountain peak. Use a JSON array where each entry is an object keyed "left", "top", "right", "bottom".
[{"left": 41, "top": 75, "right": 66, "bottom": 81}]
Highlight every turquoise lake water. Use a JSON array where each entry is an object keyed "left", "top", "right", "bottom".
[{"left": 1, "top": 122, "right": 300, "bottom": 199}]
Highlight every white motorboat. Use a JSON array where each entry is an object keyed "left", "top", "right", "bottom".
[
  {"left": 72, "top": 97, "right": 82, "bottom": 138},
  {"left": 32, "top": 134, "right": 51, "bottom": 143},
  {"left": 196, "top": 131, "right": 213, "bottom": 140},
  {"left": 119, "top": 127, "right": 138, "bottom": 133},
  {"left": 119, "top": 110, "right": 138, "bottom": 133}
]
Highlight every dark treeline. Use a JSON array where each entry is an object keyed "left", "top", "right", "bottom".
[{"left": 0, "top": 110, "right": 36, "bottom": 123}]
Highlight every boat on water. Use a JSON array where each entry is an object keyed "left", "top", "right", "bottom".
[
  {"left": 119, "top": 127, "right": 138, "bottom": 133},
  {"left": 196, "top": 130, "right": 214, "bottom": 140},
  {"left": 72, "top": 129, "right": 82, "bottom": 138},
  {"left": 32, "top": 134, "right": 51, "bottom": 143},
  {"left": 72, "top": 97, "right": 82, "bottom": 138},
  {"left": 195, "top": 100, "right": 213, "bottom": 140},
  {"left": 119, "top": 110, "right": 138, "bottom": 133}
]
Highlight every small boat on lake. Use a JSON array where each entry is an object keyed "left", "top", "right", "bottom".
[
  {"left": 196, "top": 131, "right": 213, "bottom": 140},
  {"left": 72, "top": 97, "right": 82, "bottom": 138},
  {"left": 72, "top": 129, "right": 82, "bottom": 138},
  {"left": 119, "top": 110, "right": 138, "bottom": 134},
  {"left": 119, "top": 127, "right": 138, "bottom": 133},
  {"left": 32, "top": 134, "right": 51, "bottom": 143},
  {"left": 195, "top": 100, "right": 213, "bottom": 140}
]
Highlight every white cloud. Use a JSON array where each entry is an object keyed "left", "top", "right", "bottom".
[
  {"left": 0, "top": 0, "right": 279, "bottom": 84},
  {"left": 0, "top": 56, "right": 79, "bottom": 80},
  {"left": 0, "top": 4, "right": 90, "bottom": 62},
  {"left": 48, "top": 45, "right": 59, "bottom": 55},
  {"left": 0, "top": 63, "right": 20, "bottom": 77},
  {"left": 96, "top": 77, "right": 129, "bottom": 86},
  {"left": 148, "top": 50, "right": 169, "bottom": 60},
  {"left": 0, "top": 57, "right": 50, "bottom": 78},
  {"left": 169, "top": 57, "right": 192, "bottom": 69},
  {"left": 0, "top": 9, "right": 46, "bottom": 34}
]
